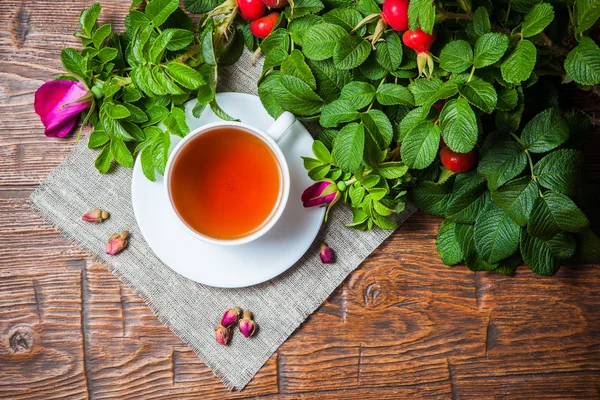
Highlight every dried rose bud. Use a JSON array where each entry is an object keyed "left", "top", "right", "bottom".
[
  {"left": 238, "top": 310, "right": 256, "bottom": 338},
  {"left": 319, "top": 243, "right": 335, "bottom": 264},
  {"left": 215, "top": 325, "right": 231, "bottom": 345},
  {"left": 220, "top": 307, "right": 242, "bottom": 328},
  {"left": 106, "top": 231, "right": 129, "bottom": 255},
  {"left": 82, "top": 208, "right": 110, "bottom": 223}
]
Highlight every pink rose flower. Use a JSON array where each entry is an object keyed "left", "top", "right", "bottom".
[
  {"left": 301, "top": 181, "right": 339, "bottom": 208},
  {"left": 34, "top": 80, "right": 92, "bottom": 138}
]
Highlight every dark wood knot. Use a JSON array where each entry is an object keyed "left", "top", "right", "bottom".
[{"left": 9, "top": 326, "right": 34, "bottom": 354}]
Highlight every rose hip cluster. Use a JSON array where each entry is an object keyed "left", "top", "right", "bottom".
[
  {"left": 238, "top": 0, "right": 287, "bottom": 39},
  {"left": 215, "top": 307, "right": 258, "bottom": 345}
]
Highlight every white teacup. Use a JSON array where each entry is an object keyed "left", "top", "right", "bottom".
[{"left": 164, "top": 112, "right": 296, "bottom": 246}]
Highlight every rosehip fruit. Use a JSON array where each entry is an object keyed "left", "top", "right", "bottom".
[
  {"left": 262, "top": 0, "right": 288, "bottom": 8},
  {"left": 440, "top": 147, "right": 478, "bottom": 173},
  {"left": 250, "top": 12, "right": 279, "bottom": 38},
  {"left": 402, "top": 28, "right": 436, "bottom": 53},
  {"left": 238, "top": 0, "right": 266, "bottom": 21},
  {"left": 382, "top": 0, "right": 409, "bottom": 32}
]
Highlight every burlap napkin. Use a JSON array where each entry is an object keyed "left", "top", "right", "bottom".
[{"left": 30, "top": 52, "right": 416, "bottom": 390}]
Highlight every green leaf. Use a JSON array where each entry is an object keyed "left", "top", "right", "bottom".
[
  {"left": 281, "top": 49, "right": 317, "bottom": 89},
  {"left": 309, "top": 59, "right": 352, "bottom": 102},
  {"left": 123, "top": 104, "right": 148, "bottom": 124},
  {"left": 95, "top": 144, "right": 112, "bottom": 174},
  {"left": 102, "top": 114, "right": 135, "bottom": 141},
  {"left": 533, "top": 149, "right": 583, "bottom": 196},
  {"left": 80, "top": 3, "right": 101, "bottom": 37},
  {"left": 145, "top": 0, "right": 179, "bottom": 27},
  {"left": 520, "top": 230, "right": 560, "bottom": 276},
  {"left": 411, "top": 180, "right": 454, "bottom": 216},
  {"left": 528, "top": 191, "right": 589, "bottom": 240},
  {"left": 291, "top": 0, "right": 325, "bottom": 18},
  {"left": 520, "top": 108, "right": 569, "bottom": 153},
  {"left": 165, "top": 29, "right": 195, "bottom": 51},
  {"left": 141, "top": 145, "right": 155, "bottom": 181},
  {"left": 522, "top": 3, "right": 554, "bottom": 38},
  {"left": 339, "top": 81, "right": 376, "bottom": 110},
  {"left": 361, "top": 109, "right": 394, "bottom": 149},
  {"left": 151, "top": 130, "right": 170, "bottom": 175},
  {"left": 408, "top": 78, "right": 443, "bottom": 107},
  {"left": 122, "top": 86, "right": 142, "bottom": 102},
  {"left": 183, "top": 0, "right": 219, "bottom": 13},
  {"left": 377, "top": 162, "right": 408, "bottom": 179},
  {"left": 439, "top": 98, "right": 478, "bottom": 153},
  {"left": 491, "top": 177, "right": 539, "bottom": 226},
  {"left": 478, "top": 141, "right": 528, "bottom": 191},
  {"left": 575, "top": 0, "right": 600, "bottom": 33},
  {"left": 320, "top": 100, "right": 360, "bottom": 127},
  {"left": 436, "top": 221, "right": 465, "bottom": 265},
  {"left": 258, "top": 72, "right": 283, "bottom": 119},
  {"left": 301, "top": 23, "right": 347, "bottom": 61},
  {"left": 322, "top": 8, "right": 365, "bottom": 33},
  {"left": 104, "top": 103, "right": 131, "bottom": 120},
  {"left": 408, "top": 0, "right": 435, "bottom": 33},
  {"left": 166, "top": 62, "right": 205, "bottom": 90},
  {"left": 120, "top": 121, "right": 145, "bottom": 142},
  {"left": 501, "top": 40, "right": 537, "bottom": 84},
  {"left": 92, "top": 24, "right": 112, "bottom": 48},
  {"left": 308, "top": 164, "right": 331, "bottom": 180},
  {"left": 473, "top": 33, "right": 509, "bottom": 69},
  {"left": 98, "top": 47, "right": 118, "bottom": 63},
  {"left": 332, "top": 122, "right": 365, "bottom": 172},
  {"left": 145, "top": 105, "right": 169, "bottom": 125},
  {"left": 165, "top": 107, "right": 189, "bottom": 137},
  {"left": 333, "top": 35, "right": 371, "bottom": 70},
  {"left": 440, "top": 40, "right": 473, "bottom": 73},
  {"left": 272, "top": 75, "right": 324, "bottom": 115},
  {"left": 511, "top": 0, "right": 543, "bottom": 13},
  {"left": 88, "top": 127, "right": 109, "bottom": 149},
  {"left": 289, "top": 15, "right": 322, "bottom": 47},
  {"left": 473, "top": 7, "right": 491, "bottom": 36},
  {"left": 496, "top": 88, "right": 518, "bottom": 111},
  {"left": 150, "top": 29, "right": 175, "bottom": 63},
  {"left": 376, "top": 84, "right": 415, "bottom": 106},
  {"left": 312, "top": 140, "right": 331, "bottom": 163},
  {"left": 576, "top": 228, "right": 600, "bottom": 263},
  {"left": 61, "top": 49, "right": 86, "bottom": 78},
  {"left": 400, "top": 121, "right": 440, "bottom": 170},
  {"left": 373, "top": 213, "right": 399, "bottom": 230},
  {"left": 263, "top": 48, "right": 289, "bottom": 73},
  {"left": 458, "top": 79, "right": 497, "bottom": 113},
  {"left": 564, "top": 37, "right": 600, "bottom": 86},
  {"left": 152, "top": 66, "right": 185, "bottom": 95},
  {"left": 261, "top": 29, "right": 290, "bottom": 55},
  {"left": 111, "top": 138, "right": 134, "bottom": 168},
  {"left": 210, "top": 100, "right": 239, "bottom": 122},
  {"left": 374, "top": 32, "right": 403, "bottom": 71},
  {"left": 474, "top": 204, "right": 521, "bottom": 263},
  {"left": 398, "top": 106, "right": 428, "bottom": 142},
  {"left": 446, "top": 174, "right": 489, "bottom": 223},
  {"left": 548, "top": 232, "right": 576, "bottom": 260}
]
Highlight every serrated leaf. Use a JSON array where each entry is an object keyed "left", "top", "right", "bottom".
[
  {"left": 140, "top": 145, "right": 155, "bottom": 181},
  {"left": 446, "top": 174, "right": 489, "bottom": 223},
  {"left": 440, "top": 40, "right": 473, "bottom": 73},
  {"left": 520, "top": 230, "right": 560, "bottom": 276},
  {"left": 440, "top": 98, "right": 478, "bottom": 153},
  {"left": 361, "top": 109, "right": 394, "bottom": 149},
  {"left": 522, "top": 3, "right": 554, "bottom": 38},
  {"left": 398, "top": 106, "right": 428, "bottom": 142},
  {"left": 496, "top": 88, "right": 518, "bottom": 111},
  {"left": 95, "top": 144, "right": 112, "bottom": 174},
  {"left": 548, "top": 232, "right": 576, "bottom": 259},
  {"left": 166, "top": 62, "right": 205, "bottom": 90},
  {"left": 374, "top": 31, "right": 403, "bottom": 71},
  {"left": 92, "top": 24, "right": 111, "bottom": 48},
  {"left": 289, "top": 15, "right": 322, "bottom": 46},
  {"left": 376, "top": 84, "right": 415, "bottom": 106},
  {"left": 408, "top": 0, "right": 435, "bottom": 33},
  {"left": 575, "top": 0, "right": 600, "bottom": 33},
  {"left": 501, "top": 40, "right": 537, "bottom": 84},
  {"left": 474, "top": 204, "right": 520, "bottom": 263},
  {"left": 308, "top": 164, "right": 331, "bottom": 180},
  {"left": 332, "top": 123, "right": 365, "bottom": 172},
  {"left": 61, "top": 48, "right": 86, "bottom": 78},
  {"left": 411, "top": 180, "right": 454, "bottom": 216},
  {"left": 400, "top": 121, "right": 440, "bottom": 170},
  {"left": 312, "top": 140, "right": 331, "bottom": 163},
  {"left": 378, "top": 162, "right": 408, "bottom": 179},
  {"left": 80, "top": 3, "right": 101, "bottom": 37},
  {"left": 291, "top": 0, "right": 325, "bottom": 18},
  {"left": 102, "top": 113, "right": 135, "bottom": 141},
  {"left": 473, "top": 33, "right": 509, "bottom": 69},
  {"left": 533, "top": 149, "right": 583, "bottom": 196},
  {"left": 520, "top": 108, "right": 569, "bottom": 153},
  {"left": 491, "top": 176, "right": 539, "bottom": 226},
  {"left": 309, "top": 59, "right": 352, "bottom": 102},
  {"left": 258, "top": 72, "right": 283, "bottom": 119},
  {"left": 210, "top": 100, "right": 239, "bottom": 122},
  {"left": 459, "top": 79, "right": 497, "bottom": 113},
  {"left": 111, "top": 138, "right": 134, "bottom": 168},
  {"left": 478, "top": 141, "right": 528, "bottom": 191},
  {"left": 184, "top": 0, "right": 219, "bottom": 13},
  {"left": 528, "top": 191, "right": 589, "bottom": 240},
  {"left": 333, "top": 35, "right": 371, "bottom": 70},
  {"left": 437, "top": 221, "right": 465, "bottom": 265},
  {"left": 281, "top": 49, "right": 317, "bottom": 89},
  {"left": 302, "top": 23, "right": 348, "bottom": 61},
  {"left": 151, "top": 130, "right": 170, "bottom": 175},
  {"left": 272, "top": 75, "right": 324, "bottom": 115},
  {"left": 104, "top": 103, "right": 131, "bottom": 120},
  {"left": 339, "top": 81, "right": 376, "bottom": 109},
  {"left": 145, "top": 0, "right": 178, "bottom": 27},
  {"left": 88, "top": 127, "right": 109, "bottom": 149},
  {"left": 564, "top": 37, "right": 600, "bottom": 86},
  {"left": 409, "top": 78, "right": 443, "bottom": 106},
  {"left": 320, "top": 100, "right": 360, "bottom": 127},
  {"left": 322, "top": 8, "right": 365, "bottom": 33},
  {"left": 473, "top": 7, "right": 491, "bottom": 36}
]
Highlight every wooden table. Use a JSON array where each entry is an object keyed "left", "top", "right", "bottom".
[{"left": 1, "top": 1, "right": 599, "bottom": 398}]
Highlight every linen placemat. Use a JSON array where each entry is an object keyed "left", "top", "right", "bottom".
[{"left": 30, "top": 52, "right": 417, "bottom": 390}]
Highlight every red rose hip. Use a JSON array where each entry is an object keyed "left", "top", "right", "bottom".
[
  {"left": 238, "top": 0, "right": 266, "bottom": 21},
  {"left": 440, "top": 147, "right": 478, "bottom": 173},
  {"left": 262, "top": 0, "right": 288, "bottom": 8},
  {"left": 382, "top": 0, "right": 409, "bottom": 32},
  {"left": 250, "top": 12, "right": 279, "bottom": 38},
  {"left": 402, "top": 28, "right": 436, "bottom": 53}
]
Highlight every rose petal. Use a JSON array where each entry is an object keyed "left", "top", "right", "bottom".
[
  {"left": 34, "top": 80, "right": 91, "bottom": 138},
  {"left": 44, "top": 116, "right": 78, "bottom": 138},
  {"left": 301, "top": 181, "right": 334, "bottom": 207}
]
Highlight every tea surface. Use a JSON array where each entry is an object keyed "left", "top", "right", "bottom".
[{"left": 170, "top": 127, "right": 282, "bottom": 240}]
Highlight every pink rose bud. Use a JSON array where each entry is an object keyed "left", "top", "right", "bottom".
[
  {"left": 319, "top": 243, "right": 335, "bottom": 264},
  {"left": 238, "top": 310, "right": 257, "bottom": 338},
  {"left": 106, "top": 231, "right": 129, "bottom": 255},
  {"left": 82, "top": 209, "right": 110, "bottom": 223},
  {"left": 220, "top": 307, "right": 242, "bottom": 328},
  {"left": 215, "top": 325, "right": 231, "bottom": 345},
  {"left": 34, "top": 80, "right": 92, "bottom": 138},
  {"left": 301, "top": 181, "right": 339, "bottom": 208}
]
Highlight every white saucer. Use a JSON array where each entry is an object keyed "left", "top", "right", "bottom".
[{"left": 131, "top": 93, "right": 325, "bottom": 288}]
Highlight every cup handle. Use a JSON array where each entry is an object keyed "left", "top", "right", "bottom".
[{"left": 266, "top": 112, "right": 296, "bottom": 143}]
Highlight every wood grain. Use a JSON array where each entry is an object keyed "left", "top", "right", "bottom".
[{"left": 1, "top": 1, "right": 599, "bottom": 398}]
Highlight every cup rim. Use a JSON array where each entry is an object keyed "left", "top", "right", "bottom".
[{"left": 163, "top": 121, "right": 291, "bottom": 246}]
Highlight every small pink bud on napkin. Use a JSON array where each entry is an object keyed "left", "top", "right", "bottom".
[
  {"left": 106, "top": 231, "right": 129, "bottom": 255},
  {"left": 319, "top": 243, "right": 335, "bottom": 264}
]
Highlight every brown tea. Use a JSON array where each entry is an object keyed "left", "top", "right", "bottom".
[{"left": 169, "top": 126, "right": 282, "bottom": 240}]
